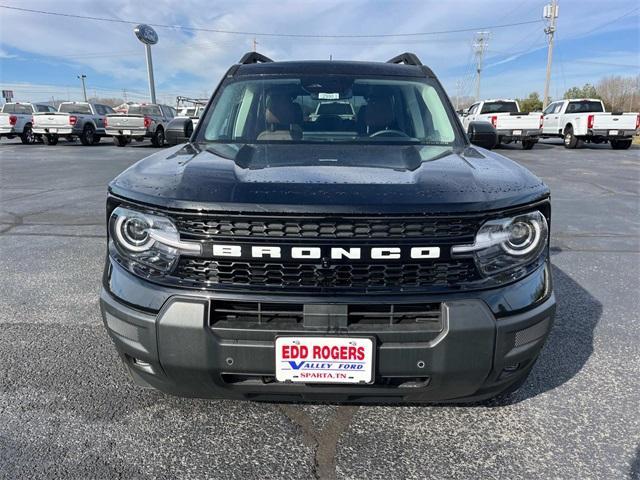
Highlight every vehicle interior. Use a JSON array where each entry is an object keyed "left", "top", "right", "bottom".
[{"left": 203, "top": 76, "right": 456, "bottom": 144}]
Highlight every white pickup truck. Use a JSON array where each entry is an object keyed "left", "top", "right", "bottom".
[
  {"left": 177, "top": 105, "right": 205, "bottom": 130},
  {"left": 460, "top": 99, "right": 542, "bottom": 149},
  {"left": 542, "top": 98, "right": 639, "bottom": 149},
  {"left": 105, "top": 103, "right": 176, "bottom": 147},
  {"left": 0, "top": 102, "right": 56, "bottom": 144},
  {"left": 32, "top": 101, "right": 115, "bottom": 145}
]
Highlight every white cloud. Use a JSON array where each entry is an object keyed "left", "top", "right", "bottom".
[
  {"left": 0, "top": 47, "right": 17, "bottom": 58},
  {"left": 0, "top": 0, "right": 637, "bottom": 102}
]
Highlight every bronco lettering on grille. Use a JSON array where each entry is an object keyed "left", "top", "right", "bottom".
[{"left": 210, "top": 245, "right": 441, "bottom": 260}]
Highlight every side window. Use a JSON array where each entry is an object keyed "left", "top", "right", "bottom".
[
  {"left": 95, "top": 105, "right": 106, "bottom": 115},
  {"left": 553, "top": 103, "right": 563, "bottom": 114},
  {"left": 161, "top": 106, "right": 175, "bottom": 118},
  {"left": 543, "top": 102, "right": 556, "bottom": 115},
  {"left": 566, "top": 102, "right": 577, "bottom": 114},
  {"left": 468, "top": 103, "right": 479, "bottom": 115}
]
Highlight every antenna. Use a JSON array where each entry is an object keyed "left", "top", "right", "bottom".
[{"left": 473, "top": 31, "right": 490, "bottom": 101}]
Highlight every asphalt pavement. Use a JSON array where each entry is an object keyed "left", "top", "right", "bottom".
[{"left": 0, "top": 137, "right": 638, "bottom": 479}]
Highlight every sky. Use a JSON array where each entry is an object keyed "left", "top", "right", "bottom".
[{"left": 0, "top": 0, "right": 638, "bottom": 105}]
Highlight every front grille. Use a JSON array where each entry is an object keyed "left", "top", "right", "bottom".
[
  {"left": 155, "top": 211, "right": 495, "bottom": 292},
  {"left": 175, "top": 259, "right": 478, "bottom": 290},
  {"left": 211, "top": 301, "right": 442, "bottom": 328},
  {"left": 174, "top": 214, "right": 481, "bottom": 240}
]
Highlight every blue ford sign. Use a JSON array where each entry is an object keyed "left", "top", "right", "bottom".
[{"left": 134, "top": 24, "right": 158, "bottom": 45}]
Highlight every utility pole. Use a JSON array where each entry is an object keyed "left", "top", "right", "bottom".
[
  {"left": 473, "top": 31, "right": 490, "bottom": 101},
  {"left": 455, "top": 79, "right": 462, "bottom": 111},
  {"left": 122, "top": 88, "right": 128, "bottom": 102},
  {"left": 77, "top": 74, "right": 87, "bottom": 102},
  {"left": 253, "top": 37, "right": 258, "bottom": 52},
  {"left": 542, "top": 0, "right": 559, "bottom": 109}
]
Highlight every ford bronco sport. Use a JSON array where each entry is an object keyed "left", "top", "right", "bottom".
[{"left": 100, "top": 52, "right": 555, "bottom": 403}]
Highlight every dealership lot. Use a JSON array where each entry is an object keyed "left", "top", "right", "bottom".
[{"left": 0, "top": 139, "right": 638, "bottom": 479}]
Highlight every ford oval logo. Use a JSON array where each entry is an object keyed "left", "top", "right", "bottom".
[{"left": 134, "top": 24, "right": 158, "bottom": 45}]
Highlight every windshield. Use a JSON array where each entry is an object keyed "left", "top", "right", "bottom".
[
  {"left": 128, "top": 105, "right": 162, "bottom": 116},
  {"left": 201, "top": 75, "right": 458, "bottom": 145},
  {"left": 566, "top": 101, "right": 604, "bottom": 113},
  {"left": 59, "top": 103, "right": 92, "bottom": 114},
  {"left": 480, "top": 101, "right": 519, "bottom": 114}
]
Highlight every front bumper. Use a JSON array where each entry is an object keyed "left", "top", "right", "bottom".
[{"left": 100, "top": 259, "right": 556, "bottom": 403}]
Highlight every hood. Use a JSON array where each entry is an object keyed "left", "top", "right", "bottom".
[{"left": 109, "top": 142, "right": 549, "bottom": 214}]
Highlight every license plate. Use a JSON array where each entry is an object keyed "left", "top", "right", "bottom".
[
  {"left": 609, "top": 130, "right": 619, "bottom": 136},
  {"left": 122, "top": 129, "right": 131, "bottom": 135},
  {"left": 49, "top": 128, "right": 57, "bottom": 133},
  {"left": 275, "top": 336, "right": 374, "bottom": 384},
  {"left": 513, "top": 130, "right": 522, "bottom": 136}
]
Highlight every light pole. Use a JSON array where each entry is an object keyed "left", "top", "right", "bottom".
[
  {"left": 134, "top": 24, "right": 158, "bottom": 104},
  {"left": 77, "top": 74, "right": 87, "bottom": 101}
]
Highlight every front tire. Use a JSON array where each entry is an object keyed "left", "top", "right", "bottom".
[
  {"left": 80, "top": 124, "right": 96, "bottom": 146},
  {"left": 20, "top": 124, "right": 36, "bottom": 144},
  {"left": 611, "top": 139, "right": 632, "bottom": 150},
  {"left": 92, "top": 135, "right": 101, "bottom": 145},
  {"left": 563, "top": 126, "right": 579, "bottom": 149},
  {"left": 43, "top": 134, "right": 59, "bottom": 145},
  {"left": 151, "top": 127, "right": 165, "bottom": 147}
]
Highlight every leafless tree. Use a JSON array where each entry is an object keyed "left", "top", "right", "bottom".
[
  {"left": 596, "top": 75, "right": 640, "bottom": 112},
  {"left": 87, "top": 97, "right": 125, "bottom": 107}
]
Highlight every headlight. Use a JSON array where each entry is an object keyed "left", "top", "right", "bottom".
[
  {"left": 109, "top": 206, "right": 200, "bottom": 273},
  {"left": 452, "top": 210, "right": 548, "bottom": 277}
]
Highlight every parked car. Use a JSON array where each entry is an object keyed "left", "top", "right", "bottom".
[
  {"left": 101, "top": 51, "right": 555, "bottom": 404},
  {"left": 175, "top": 96, "right": 208, "bottom": 131},
  {"left": 460, "top": 99, "right": 542, "bottom": 149},
  {"left": 541, "top": 98, "right": 639, "bottom": 149},
  {"left": 0, "top": 102, "right": 56, "bottom": 144},
  {"left": 176, "top": 105, "right": 205, "bottom": 130},
  {"left": 105, "top": 103, "right": 176, "bottom": 147},
  {"left": 32, "top": 101, "right": 115, "bottom": 145}
]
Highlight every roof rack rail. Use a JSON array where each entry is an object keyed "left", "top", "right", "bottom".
[
  {"left": 239, "top": 52, "right": 274, "bottom": 64},
  {"left": 386, "top": 52, "right": 422, "bottom": 66}
]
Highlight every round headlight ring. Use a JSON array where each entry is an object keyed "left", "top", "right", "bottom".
[
  {"left": 502, "top": 217, "right": 542, "bottom": 256},
  {"left": 115, "top": 214, "right": 154, "bottom": 252}
]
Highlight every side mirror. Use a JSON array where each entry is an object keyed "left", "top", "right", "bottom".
[
  {"left": 165, "top": 117, "right": 194, "bottom": 146},
  {"left": 467, "top": 120, "right": 498, "bottom": 150}
]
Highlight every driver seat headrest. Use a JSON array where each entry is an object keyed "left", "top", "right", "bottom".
[{"left": 364, "top": 96, "right": 395, "bottom": 132}]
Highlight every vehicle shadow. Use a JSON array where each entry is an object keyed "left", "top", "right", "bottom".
[
  {"left": 488, "top": 260, "right": 602, "bottom": 406},
  {"left": 631, "top": 445, "right": 640, "bottom": 480}
]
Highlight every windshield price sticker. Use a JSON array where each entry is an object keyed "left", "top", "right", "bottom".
[{"left": 318, "top": 92, "right": 340, "bottom": 100}]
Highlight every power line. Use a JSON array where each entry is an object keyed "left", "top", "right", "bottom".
[
  {"left": 0, "top": 4, "right": 544, "bottom": 39},
  {"left": 576, "top": 6, "right": 640, "bottom": 38}
]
